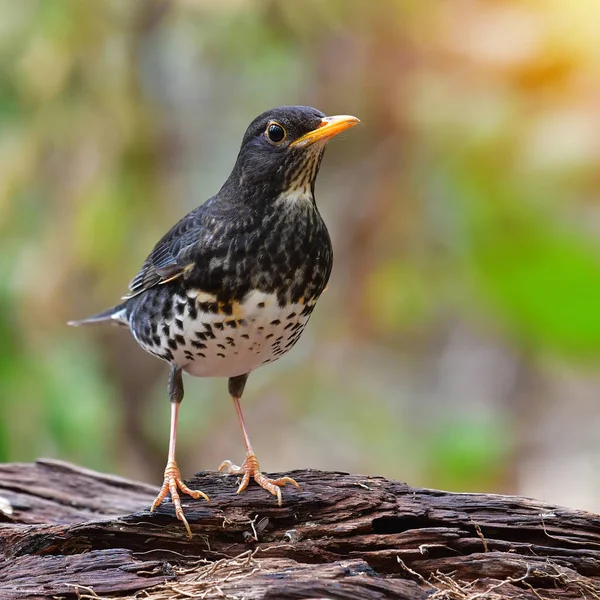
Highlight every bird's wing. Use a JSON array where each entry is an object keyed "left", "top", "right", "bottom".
[{"left": 124, "top": 206, "right": 208, "bottom": 299}]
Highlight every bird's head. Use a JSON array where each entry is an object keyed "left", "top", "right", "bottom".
[{"left": 222, "top": 106, "right": 359, "bottom": 205}]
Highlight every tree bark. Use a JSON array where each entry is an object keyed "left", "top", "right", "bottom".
[{"left": 0, "top": 459, "right": 598, "bottom": 599}]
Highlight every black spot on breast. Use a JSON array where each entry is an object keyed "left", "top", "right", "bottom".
[
  {"left": 187, "top": 298, "right": 198, "bottom": 320},
  {"left": 161, "top": 297, "right": 173, "bottom": 321},
  {"left": 191, "top": 340, "right": 206, "bottom": 350},
  {"left": 301, "top": 304, "right": 315, "bottom": 317},
  {"left": 219, "top": 302, "right": 233, "bottom": 316},
  {"left": 199, "top": 301, "right": 218, "bottom": 313}
]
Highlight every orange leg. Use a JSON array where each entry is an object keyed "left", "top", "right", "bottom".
[
  {"left": 151, "top": 393, "right": 209, "bottom": 538},
  {"left": 219, "top": 395, "right": 299, "bottom": 505}
]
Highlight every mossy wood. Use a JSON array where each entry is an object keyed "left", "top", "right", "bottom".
[{"left": 0, "top": 460, "right": 599, "bottom": 599}]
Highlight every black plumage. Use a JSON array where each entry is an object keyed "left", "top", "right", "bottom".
[
  {"left": 125, "top": 107, "right": 332, "bottom": 304},
  {"left": 69, "top": 105, "right": 359, "bottom": 537}
]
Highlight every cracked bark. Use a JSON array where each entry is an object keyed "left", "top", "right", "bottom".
[{"left": 0, "top": 459, "right": 598, "bottom": 599}]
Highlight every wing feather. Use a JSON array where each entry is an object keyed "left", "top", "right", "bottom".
[{"left": 123, "top": 206, "right": 206, "bottom": 299}]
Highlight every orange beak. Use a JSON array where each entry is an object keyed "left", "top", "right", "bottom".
[{"left": 290, "top": 115, "right": 360, "bottom": 148}]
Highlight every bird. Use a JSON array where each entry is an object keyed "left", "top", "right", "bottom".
[{"left": 69, "top": 106, "right": 359, "bottom": 536}]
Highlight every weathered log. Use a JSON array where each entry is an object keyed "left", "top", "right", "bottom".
[{"left": 0, "top": 459, "right": 598, "bottom": 599}]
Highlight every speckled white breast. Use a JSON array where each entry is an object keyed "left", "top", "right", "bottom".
[{"left": 135, "top": 289, "right": 315, "bottom": 378}]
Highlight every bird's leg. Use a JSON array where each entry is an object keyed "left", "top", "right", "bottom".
[
  {"left": 219, "top": 374, "right": 299, "bottom": 505},
  {"left": 151, "top": 366, "right": 209, "bottom": 537}
]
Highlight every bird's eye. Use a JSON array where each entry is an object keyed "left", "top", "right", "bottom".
[{"left": 266, "top": 122, "right": 286, "bottom": 144}]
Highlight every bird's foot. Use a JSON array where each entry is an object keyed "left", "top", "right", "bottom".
[
  {"left": 218, "top": 453, "right": 299, "bottom": 506},
  {"left": 150, "top": 461, "right": 209, "bottom": 538}
]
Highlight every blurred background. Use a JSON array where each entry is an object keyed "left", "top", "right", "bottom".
[{"left": 1, "top": 0, "right": 600, "bottom": 511}]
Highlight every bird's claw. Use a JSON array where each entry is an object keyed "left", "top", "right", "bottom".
[
  {"left": 218, "top": 454, "right": 299, "bottom": 506},
  {"left": 151, "top": 461, "right": 209, "bottom": 538}
]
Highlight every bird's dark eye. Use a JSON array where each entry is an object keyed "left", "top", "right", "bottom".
[{"left": 266, "top": 122, "right": 286, "bottom": 144}]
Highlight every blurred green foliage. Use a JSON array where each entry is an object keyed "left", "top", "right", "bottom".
[{"left": 1, "top": 0, "right": 599, "bottom": 508}]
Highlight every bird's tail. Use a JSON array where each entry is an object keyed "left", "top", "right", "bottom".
[{"left": 68, "top": 302, "right": 129, "bottom": 327}]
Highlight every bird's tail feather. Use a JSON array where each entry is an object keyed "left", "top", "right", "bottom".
[{"left": 68, "top": 302, "right": 129, "bottom": 327}]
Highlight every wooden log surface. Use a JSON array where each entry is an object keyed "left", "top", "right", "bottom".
[{"left": 0, "top": 459, "right": 599, "bottom": 599}]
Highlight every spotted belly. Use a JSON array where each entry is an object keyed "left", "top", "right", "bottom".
[{"left": 131, "top": 289, "right": 316, "bottom": 378}]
